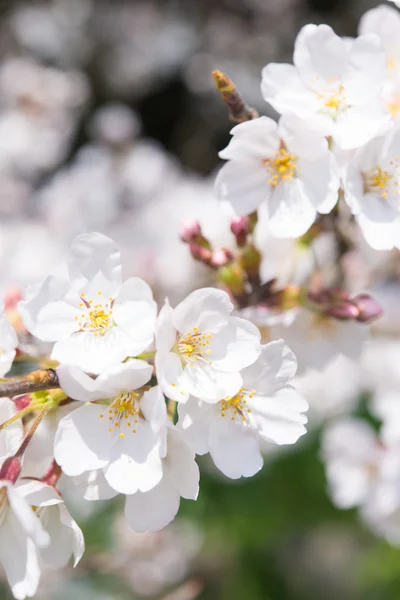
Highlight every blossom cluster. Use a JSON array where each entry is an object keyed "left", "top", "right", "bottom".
[{"left": 3, "top": 2, "right": 400, "bottom": 598}]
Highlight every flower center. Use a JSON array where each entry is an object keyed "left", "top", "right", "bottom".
[
  {"left": 75, "top": 291, "right": 114, "bottom": 336},
  {"left": 363, "top": 161, "right": 400, "bottom": 200},
  {"left": 99, "top": 391, "right": 141, "bottom": 437},
  {"left": 263, "top": 148, "right": 297, "bottom": 187},
  {"left": 312, "top": 77, "right": 348, "bottom": 118},
  {"left": 220, "top": 388, "right": 255, "bottom": 422},
  {"left": 0, "top": 488, "right": 8, "bottom": 525},
  {"left": 176, "top": 327, "right": 213, "bottom": 366},
  {"left": 386, "top": 96, "right": 400, "bottom": 118}
]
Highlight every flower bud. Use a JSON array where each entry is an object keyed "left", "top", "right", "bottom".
[
  {"left": 14, "top": 394, "right": 31, "bottom": 411},
  {"left": 211, "top": 248, "right": 233, "bottom": 267},
  {"left": 189, "top": 242, "right": 213, "bottom": 265},
  {"left": 239, "top": 244, "right": 262, "bottom": 280},
  {"left": 230, "top": 216, "right": 250, "bottom": 247},
  {"left": 353, "top": 294, "right": 383, "bottom": 323},
  {"left": 0, "top": 456, "right": 21, "bottom": 484},
  {"left": 217, "top": 264, "right": 246, "bottom": 295},
  {"left": 324, "top": 302, "right": 360, "bottom": 320},
  {"left": 180, "top": 220, "right": 202, "bottom": 243}
]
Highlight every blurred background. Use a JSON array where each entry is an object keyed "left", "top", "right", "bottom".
[{"left": 0, "top": 0, "right": 398, "bottom": 599}]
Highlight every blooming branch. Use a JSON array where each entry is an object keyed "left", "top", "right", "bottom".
[{"left": 0, "top": 368, "right": 59, "bottom": 398}]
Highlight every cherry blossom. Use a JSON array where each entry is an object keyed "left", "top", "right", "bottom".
[
  {"left": 262, "top": 24, "right": 390, "bottom": 149},
  {"left": 54, "top": 360, "right": 167, "bottom": 494},
  {"left": 215, "top": 114, "right": 340, "bottom": 236},
  {"left": 178, "top": 341, "right": 308, "bottom": 479},
  {"left": 155, "top": 288, "right": 261, "bottom": 403},
  {"left": 0, "top": 301, "right": 18, "bottom": 377},
  {"left": 18, "top": 232, "right": 157, "bottom": 374}
]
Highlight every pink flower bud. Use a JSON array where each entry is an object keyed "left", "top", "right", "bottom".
[
  {"left": 324, "top": 302, "right": 360, "bottom": 320},
  {"left": 180, "top": 220, "right": 202, "bottom": 243},
  {"left": 14, "top": 395, "right": 31, "bottom": 411},
  {"left": 0, "top": 456, "right": 21, "bottom": 484},
  {"left": 189, "top": 242, "right": 213, "bottom": 265},
  {"left": 230, "top": 216, "right": 249, "bottom": 247},
  {"left": 211, "top": 248, "right": 233, "bottom": 267},
  {"left": 353, "top": 294, "right": 383, "bottom": 323}
]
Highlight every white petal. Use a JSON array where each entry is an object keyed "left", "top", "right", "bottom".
[
  {"left": 209, "top": 417, "right": 263, "bottom": 479},
  {"left": 208, "top": 316, "right": 261, "bottom": 372},
  {"left": 54, "top": 404, "right": 115, "bottom": 476},
  {"left": 343, "top": 33, "right": 386, "bottom": 105},
  {"left": 298, "top": 152, "right": 340, "bottom": 213},
  {"left": 163, "top": 427, "right": 199, "bottom": 500},
  {"left": 215, "top": 160, "right": 269, "bottom": 216},
  {"left": 5, "top": 483, "right": 50, "bottom": 548},
  {"left": 261, "top": 63, "right": 318, "bottom": 118},
  {"left": 173, "top": 288, "right": 233, "bottom": 333},
  {"left": 52, "top": 328, "right": 137, "bottom": 374},
  {"left": 179, "top": 362, "right": 242, "bottom": 402},
  {"left": 74, "top": 470, "right": 118, "bottom": 501},
  {"left": 105, "top": 438, "right": 163, "bottom": 494},
  {"left": 219, "top": 117, "right": 280, "bottom": 161},
  {"left": 57, "top": 360, "right": 153, "bottom": 402},
  {"left": 39, "top": 503, "right": 84, "bottom": 568},
  {"left": 334, "top": 103, "right": 391, "bottom": 150},
  {"left": 124, "top": 475, "right": 181, "bottom": 533},
  {"left": 155, "top": 299, "right": 177, "bottom": 352},
  {"left": 67, "top": 232, "right": 122, "bottom": 299},
  {"left": 294, "top": 24, "right": 348, "bottom": 82},
  {"left": 279, "top": 114, "right": 328, "bottom": 161},
  {"left": 0, "top": 512, "right": 41, "bottom": 600},
  {"left": 178, "top": 398, "right": 217, "bottom": 455},
  {"left": 112, "top": 277, "right": 157, "bottom": 348},
  {"left": 248, "top": 386, "right": 308, "bottom": 445},
  {"left": 17, "top": 480, "right": 62, "bottom": 508},
  {"left": 241, "top": 340, "right": 297, "bottom": 395},
  {"left": 356, "top": 194, "right": 400, "bottom": 250},
  {"left": 155, "top": 351, "right": 189, "bottom": 403},
  {"left": 268, "top": 179, "right": 317, "bottom": 238},
  {"left": 0, "top": 398, "right": 24, "bottom": 461}
]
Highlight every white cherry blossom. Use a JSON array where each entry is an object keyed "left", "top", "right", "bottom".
[
  {"left": 155, "top": 288, "right": 261, "bottom": 404},
  {"left": 0, "top": 301, "right": 18, "bottom": 377},
  {"left": 54, "top": 360, "right": 167, "bottom": 495},
  {"left": 16, "top": 479, "right": 84, "bottom": 569},
  {"left": 271, "top": 308, "right": 367, "bottom": 374},
  {"left": 262, "top": 24, "right": 390, "bottom": 149},
  {"left": 18, "top": 232, "right": 157, "bottom": 374},
  {"left": 0, "top": 480, "right": 50, "bottom": 600},
  {"left": 215, "top": 114, "right": 340, "bottom": 236},
  {"left": 0, "top": 397, "right": 23, "bottom": 463},
  {"left": 342, "top": 125, "right": 400, "bottom": 250},
  {"left": 178, "top": 341, "right": 308, "bottom": 479}
]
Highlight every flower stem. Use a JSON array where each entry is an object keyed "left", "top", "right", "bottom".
[
  {"left": 0, "top": 369, "right": 59, "bottom": 398},
  {"left": 0, "top": 405, "right": 35, "bottom": 431},
  {"left": 15, "top": 405, "right": 51, "bottom": 459},
  {"left": 135, "top": 350, "right": 157, "bottom": 361}
]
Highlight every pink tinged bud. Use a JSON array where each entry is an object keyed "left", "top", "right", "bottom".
[
  {"left": 0, "top": 457, "right": 21, "bottom": 484},
  {"left": 324, "top": 302, "right": 360, "bottom": 320},
  {"left": 180, "top": 219, "right": 202, "bottom": 243},
  {"left": 230, "top": 216, "right": 249, "bottom": 247},
  {"left": 211, "top": 248, "right": 233, "bottom": 267},
  {"left": 189, "top": 242, "right": 213, "bottom": 265},
  {"left": 353, "top": 294, "right": 383, "bottom": 323},
  {"left": 14, "top": 395, "right": 31, "bottom": 411}
]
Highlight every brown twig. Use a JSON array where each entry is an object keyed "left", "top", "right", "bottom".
[
  {"left": 212, "top": 70, "right": 259, "bottom": 123},
  {"left": 0, "top": 369, "right": 59, "bottom": 398}
]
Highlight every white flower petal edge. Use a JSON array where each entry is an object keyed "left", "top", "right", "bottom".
[
  {"left": 179, "top": 341, "right": 308, "bottom": 479},
  {"left": 17, "top": 480, "right": 84, "bottom": 569},
  {"left": 156, "top": 288, "right": 261, "bottom": 403},
  {"left": 124, "top": 426, "right": 199, "bottom": 533},
  {"left": 0, "top": 480, "right": 50, "bottom": 600},
  {"left": 18, "top": 232, "right": 157, "bottom": 374},
  {"left": 215, "top": 114, "right": 340, "bottom": 235},
  {"left": 0, "top": 397, "right": 24, "bottom": 462},
  {"left": 0, "top": 301, "right": 18, "bottom": 378}
]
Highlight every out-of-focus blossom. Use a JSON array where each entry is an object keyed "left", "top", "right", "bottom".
[{"left": 0, "top": 301, "right": 18, "bottom": 377}]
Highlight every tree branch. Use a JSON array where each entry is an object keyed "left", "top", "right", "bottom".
[{"left": 0, "top": 369, "right": 60, "bottom": 398}]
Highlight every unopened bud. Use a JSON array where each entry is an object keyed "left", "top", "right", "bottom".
[
  {"left": 180, "top": 220, "right": 202, "bottom": 243},
  {"left": 189, "top": 242, "right": 213, "bottom": 265},
  {"left": 211, "top": 248, "right": 233, "bottom": 267},
  {"left": 324, "top": 302, "right": 360, "bottom": 320},
  {"left": 0, "top": 456, "right": 21, "bottom": 484},
  {"left": 231, "top": 216, "right": 250, "bottom": 247},
  {"left": 239, "top": 244, "right": 261, "bottom": 280},
  {"left": 353, "top": 294, "right": 383, "bottom": 323}
]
